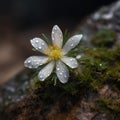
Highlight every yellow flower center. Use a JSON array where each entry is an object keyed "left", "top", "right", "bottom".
[{"left": 45, "top": 45, "right": 63, "bottom": 61}]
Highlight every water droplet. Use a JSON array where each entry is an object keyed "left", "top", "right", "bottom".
[
  {"left": 75, "top": 62, "right": 78, "bottom": 65},
  {"left": 42, "top": 42, "right": 44, "bottom": 45},
  {"left": 54, "top": 27, "right": 57, "bottom": 30},
  {"left": 64, "top": 75, "right": 67, "bottom": 78},
  {"left": 32, "top": 43, "right": 34, "bottom": 46},
  {"left": 52, "top": 37, "right": 54, "bottom": 40},
  {"left": 28, "top": 66, "right": 32, "bottom": 69},
  {"left": 35, "top": 40, "right": 39, "bottom": 43},
  {"left": 70, "top": 58, "right": 74, "bottom": 61},
  {"left": 33, "top": 59, "right": 36, "bottom": 62},
  {"left": 76, "top": 55, "right": 81, "bottom": 59},
  {"left": 28, "top": 60, "right": 31, "bottom": 63},
  {"left": 40, "top": 74, "right": 43, "bottom": 79},
  {"left": 47, "top": 73, "right": 50, "bottom": 76},
  {"left": 39, "top": 63, "right": 42, "bottom": 65},
  {"left": 60, "top": 72, "right": 62, "bottom": 75},
  {"left": 71, "top": 44, "right": 74, "bottom": 47},
  {"left": 36, "top": 62, "right": 39, "bottom": 65},
  {"left": 57, "top": 68, "right": 60, "bottom": 71},
  {"left": 39, "top": 46, "right": 42, "bottom": 49}
]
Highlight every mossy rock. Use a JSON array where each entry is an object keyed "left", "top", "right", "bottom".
[{"left": 91, "top": 30, "right": 117, "bottom": 47}]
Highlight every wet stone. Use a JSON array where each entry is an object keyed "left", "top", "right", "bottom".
[
  {"left": 0, "top": 72, "right": 29, "bottom": 118},
  {"left": 92, "top": 1, "right": 120, "bottom": 31}
]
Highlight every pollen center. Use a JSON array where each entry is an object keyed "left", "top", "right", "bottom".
[
  {"left": 45, "top": 45, "right": 63, "bottom": 61},
  {"left": 51, "top": 49, "right": 62, "bottom": 60}
]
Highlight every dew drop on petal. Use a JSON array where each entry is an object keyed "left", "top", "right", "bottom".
[
  {"left": 59, "top": 72, "right": 63, "bottom": 75},
  {"left": 28, "top": 60, "right": 31, "bottom": 63},
  {"left": 35, "top": 40, "right": 39, "bottom": 43},
  {"left": 70, "top": 58, "right": 74, "bottom": 61},
  {"left": 42, "top": 42, "right": 45, "bottom": 45},
  {"left": 56, "top": 61, "right": 69, "bottom": 83},
  {"left": 31, "top": 43, "right": 34, "bottom": 46},
  {"left": 51, "top": 25, "right": 63, "bottom": 48},
  {"left": 61, "top": 56, "right": 78, "bottom": 69},
  {"left": 36, "top": 62, "right": 39, "bottom": 65},
  {"left": 57, "top": 68, "right": 60, "bottom": 71},
  {"left": 71, "top": 44, "right": 74, "bottom": 47},
  {"left": 64, "top": 75, "right": 67, "bottom": 78},
  {"left": 30, "top": 38, "right": 48, "bottom": 54},
  {"left": 63, "top": 34, "right": 82, "bottom": 54},
  {"left": 39, "top": 75, "right": 43, "bottom": 78},
  {"left": 39, "top": 74, "right": 44, "bottom": 81},
  {"left": 24, "top": 56, "right": 48, "bottom": 69},
  {"left": 54, "top": 27, "right": 57, "bottom": 30},
  {"left": 38, "top": 62, "right": 55, "bottom": 81},
  {"left": 39, "top": 46, "right": 42, "bottom": 49},
  {"left": 28, "top": 66, "right": 32, "bottom": 69}
]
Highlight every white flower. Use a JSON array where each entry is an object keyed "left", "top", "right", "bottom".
[{"left": 24, "top": 25, "right": 82, "bottom": 83}]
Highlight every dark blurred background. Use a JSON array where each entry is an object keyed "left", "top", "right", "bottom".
[
  {"left": 0, "top": 0, "right": 117, "bottom": 84},
  {"left": 0, "top": 0, "right": 117, "bottom": 29}
]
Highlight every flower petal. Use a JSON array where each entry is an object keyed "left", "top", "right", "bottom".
[
  {"left": 56, "top": 61, "right": 69, "bottom": 83},
  {"left": 38, "top": 61, "right": 55, "bottom": 81},
  {"left": 51, "top": 25, "right": 63, "bottom": 48},
  {"left": 61, "top": 56, "right": 78, "bottom": 69},
  {"left": 30, "top": 38, "right": 48, "bottom": 54},
  {"left": 62, "top": 34, "right": 83, "bottom": 54},
  {"left": 24, "top": 56, "right": 48, "bottom": 69}
]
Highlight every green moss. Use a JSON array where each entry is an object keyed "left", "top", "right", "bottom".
[
  {"left": 91, "top": 30, "right": 117, "bottom": 47},
  {"left": 97, "top": 98, "right": 120, "bottom": 115},
  {"left": 29, "top": 30, "right": 120, "bottom": 117},
  {"left": 106, "top": 64, "right": 120, "bottom": 81}
]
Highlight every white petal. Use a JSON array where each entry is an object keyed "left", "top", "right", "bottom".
[
  {"left": 51, "top": 25, "right": 63, "bottom": 48},
  {"left": 61, "top": 56, "right": 78, "bottom": 69},
  {"left": 24, "top": 56, "right": 48, "bottom": 69},
  {"left": 38, "top": 62, "right": 55, "bottom": 81},
  {"left": 63, "top": 34, "right": 83, "bottom": 54},
  {"left": 56, "top": 61, "right": 69, "bottom": 83},
  {"left": 30, "top": 38, "right": 48, "bottom": 54}
]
